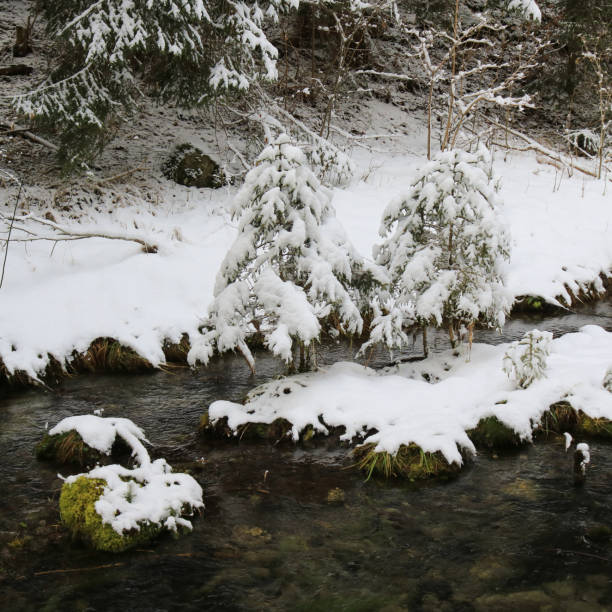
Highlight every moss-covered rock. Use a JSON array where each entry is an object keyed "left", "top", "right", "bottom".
[
  {"left": 537, "top": 401, "right": 578, "bottom": 437},
  {"left": 353, "top": 443, "right": 461, "bottom": 480},
  {"left": 575, "top": 413, "right": 612, "bottom": 440},
  {"left": 467, "top": 416, "right": 523, "bottom": 450},
  {"left": 162, "top": 144, "right": 224, "bottom": 188},
  {"left": 59, "top": 476, "right": 160, "bottom": 552},
  {"left": 199, "top": 414, "right": 294, "bottom": 442}
]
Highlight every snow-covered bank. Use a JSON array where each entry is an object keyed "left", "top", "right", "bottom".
[
  {"left": 1, "top": 149, "right": 611, "bottom": 381},
  {"left": 208, "top": 325, "right": 612, "bottom": 469}
]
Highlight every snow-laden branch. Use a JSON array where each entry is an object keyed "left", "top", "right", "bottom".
[
  {"left": 482, "top": 115, "right": 611, "bottom": 180},
  {"left": 0, "top": 213, "right": 159, "bottom": 252}
]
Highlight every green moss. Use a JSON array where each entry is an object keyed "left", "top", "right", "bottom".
[
  {"left": 353, "top": 443, "right": 461, "bottom": 480},
  {"left": 60, "top": 476, "right": 160, "bottom": 552},
  {"left": 575, "top": 413, "right": 612, "bottom": 440},
  {"left": 36, "top": 431, "right": 104, "bottom": 467},
  {"left": 467, "top": 416, "right": 523, "bottom": 449}
]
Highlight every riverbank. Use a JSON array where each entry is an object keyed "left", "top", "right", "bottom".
[{"left": 1, "top": 146, "right": 611, "bottom": 388}]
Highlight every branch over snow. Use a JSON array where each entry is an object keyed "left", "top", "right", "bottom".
[{"left": 0, "top": 213, "right": 158, "bottom": 252}]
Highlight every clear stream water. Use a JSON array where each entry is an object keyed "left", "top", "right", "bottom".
[{"left": 1, "top": 300, "right": 611, "bottom": 611}]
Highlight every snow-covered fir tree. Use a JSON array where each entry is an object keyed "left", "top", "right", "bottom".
[
  {"left": 14, "top": 0, "right": 297, "bottom": 167},
  {"left": 188, "top": 134, "right": 384, "bottom": 371},
  {"left": 502, "top": 329, "right": 553, "bottom": 389},
  {"left": 371, "top": 146, "right": 511, "bottom": 350}
]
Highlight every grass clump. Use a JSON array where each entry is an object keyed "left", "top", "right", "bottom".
[
  {"left": 537, "top": 401, "right": 612, "bottom": 440},
  {"left": 60, "top": 476, "right": 160, "bottom": 552},
  {"left": 36, "top": 431, "right": 103, "bottom": 467},
  {"left": 70, "top": 338, "right": 152, "bottom": 373},
  {"left": 353, "top": 443, "right": 460, "bottom": 481},
  {"left": 467, "top": 416, "right": 523, "bottom": 450}
]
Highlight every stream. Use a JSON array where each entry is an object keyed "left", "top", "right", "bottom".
[{"left": 1, "top": 299, "right": 611, "bottom": 611}]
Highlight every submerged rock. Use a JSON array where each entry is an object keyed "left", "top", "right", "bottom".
[
  {"left": 474, "top": 589, "right": 554, "bottom": 611},
  {"left": 162, "top": 144, "right": 224, "bottom": 188},
  {"left": 326, "top": 488, "right": 345, "bottom": 504}
]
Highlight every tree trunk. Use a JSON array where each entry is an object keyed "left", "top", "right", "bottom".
[{"left": 13, "top": 25, "right": 32, "bottom": 58}]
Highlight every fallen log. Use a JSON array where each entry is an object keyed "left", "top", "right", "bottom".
[{"left": 0, "top": 64, "right": 33, "bottom": 76}]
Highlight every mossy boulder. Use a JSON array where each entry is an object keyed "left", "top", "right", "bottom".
[
  {"left": 60, "top": 476, "right": 160, "bottom": 552},
  {"left": 199, "top": 414, "right": 294, "bottom": 442},
  {"left": 162, "top": 144, "right": 224, "bottom": 188},
  {"left": 353, "top": 443, "right": 461, "bottom": 480},
  {"left": 467, "top": 416, "right": 523, "bottom": 450}
]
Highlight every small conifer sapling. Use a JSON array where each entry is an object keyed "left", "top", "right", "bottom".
[
  {"left": 370, "top": 146, "right": 511, "bottom": 353},
  {"left": 189, "top": 134, "right": 383, "bottom": 371},
  {"left": 502, "top": 329, "right": 553, "bottom": 389}
]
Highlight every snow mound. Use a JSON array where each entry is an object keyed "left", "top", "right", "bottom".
[
  {"left": 50, "top": 414, "right": 148, "bottom": 463},
  {"left": 209, "top": 326, "right": 612, "bottom": 466}
]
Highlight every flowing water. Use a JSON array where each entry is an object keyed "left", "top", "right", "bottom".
[{"left": 1, "top": 300, "right": 611, "bottom": 611}]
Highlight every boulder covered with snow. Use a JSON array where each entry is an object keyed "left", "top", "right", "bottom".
[
  {"left": 60, "top": 460, "right": 204, "bottom": 552},
  {"left": 37, "top": 415, "right": 148, "bottom": 468},
  {"left": 162, "top": 144, "right": 224, "bottom": 188},
  {"left": 53, "top": 415, "right": 204, "bottom": 552}
]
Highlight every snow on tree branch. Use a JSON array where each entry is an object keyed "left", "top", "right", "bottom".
[
  {"left": 188, "top": 134, "right": 384, "bottom": 370},
  {"left": 371, "top": 146, "right": 511, "bottom": 350},
  {"left": 13, "top": 0, "right": 299, "bottom": 166}
]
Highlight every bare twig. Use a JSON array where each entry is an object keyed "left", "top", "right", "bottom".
[
  {"left": 482, "top": 115, "right": 610, "bottom": 180},
  {"left": 0, "top": 176, "right": 23, "bottom": 289},
  {"left": 0, "top": 213, "right": 158, "bottom": 252},
  {"left": 96, "top": 166, "right": 147, "bottom": 185},
  {"left": 34, "top": 562, "right": 125, "bottom": 576}
]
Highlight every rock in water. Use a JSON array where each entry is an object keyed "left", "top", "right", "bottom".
[{"left": 162, "top": 144, "right": 223, "bottom": 188}]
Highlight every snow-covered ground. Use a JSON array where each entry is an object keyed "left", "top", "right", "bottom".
[
  {"left": 0, "top": 145, "right": 610, "bottom": 380},
  {"left": 209, "top": 325, "right": 612, "bottom": 465}
]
